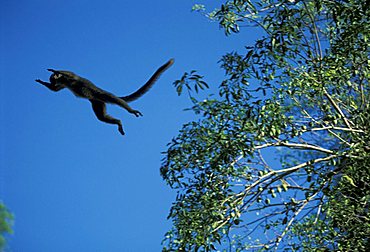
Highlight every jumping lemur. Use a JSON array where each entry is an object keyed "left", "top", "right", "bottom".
[{"left": 35, "top": 59, "right": 174, "bottom": 135}]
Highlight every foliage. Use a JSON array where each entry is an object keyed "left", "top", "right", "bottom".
[
  {"left": 173, "top": 70, "right": 209, "bottom": 98},
  {"left": 161, "top": 0, "right": 369, "bottom": 251},
  {"left": 0, "top": 203, "right": 13, "bottom": 251}
]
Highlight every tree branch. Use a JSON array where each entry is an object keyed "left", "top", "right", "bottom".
[
  {"left": 254, "top": 141, "right": 334, "bottom": 154},
  {"left": 310, "top": 126, "right": 364, "bottom": 133},
  {"left": 323, "top": 89, "right": 353, "bottom": 129},
  {"left": 274, "top": 190, "right": 320, "bottom": 250}
]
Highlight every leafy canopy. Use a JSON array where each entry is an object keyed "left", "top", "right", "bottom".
[
  {"left": 0, "top": 203, "right": 13, "bottom": 251},
  {"left": 161, "top": 0, "right": 369, "bottom": 251}
]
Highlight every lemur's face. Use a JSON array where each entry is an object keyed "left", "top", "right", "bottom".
[{"left": 49, "top": 73, "right": 64, "bottom": 84}]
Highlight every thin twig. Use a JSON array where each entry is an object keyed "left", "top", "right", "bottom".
[
  {"left": 274, "top": 190, "right": 320, "bottom": 250},
  {"left": 323, "top": 89, "right": 353, "bottom": 129}
]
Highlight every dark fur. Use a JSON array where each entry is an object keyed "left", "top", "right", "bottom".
[{"left": 35, "top": 59, "right": 174, "bottom": 135}]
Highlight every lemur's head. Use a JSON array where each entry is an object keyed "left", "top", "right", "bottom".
[{"left": 49, "top": 72, "right": 66, "bottom": 85}]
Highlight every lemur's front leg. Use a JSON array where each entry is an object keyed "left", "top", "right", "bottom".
[{"left": 35, "top": 79, "right": 65, "bottom": 92}]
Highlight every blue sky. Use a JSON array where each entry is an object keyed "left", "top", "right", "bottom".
[{"left": 1, "top": 1, "right": 259, "bottom": 251}]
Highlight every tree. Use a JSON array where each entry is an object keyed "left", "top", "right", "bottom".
[
  {"left": 0, "top": 203, "right": 13, "bottom": 251},
  {"left": 161, "top": 0, "right": 369, "bottom": 251}
]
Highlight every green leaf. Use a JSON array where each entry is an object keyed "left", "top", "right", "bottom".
[{"left": 342, "top": 175, "right": 357, "bottom": 187}]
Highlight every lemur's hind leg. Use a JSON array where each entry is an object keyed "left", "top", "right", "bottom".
[
  {"left": 90, "top": 100, "right": 125, "bottom": 135},
  {"left": 93, "top": 91, "right": 142, "bottom": 117}
]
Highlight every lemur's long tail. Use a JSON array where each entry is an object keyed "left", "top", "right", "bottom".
[{"left": 120, "top": 59, "right": 174, "bottom": 102}]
